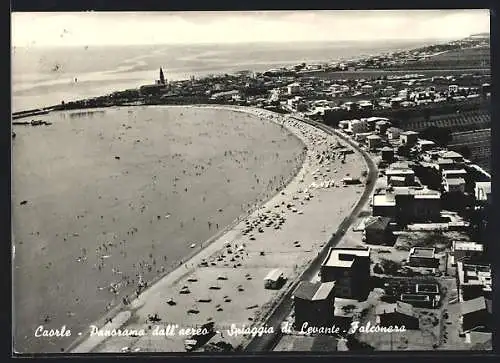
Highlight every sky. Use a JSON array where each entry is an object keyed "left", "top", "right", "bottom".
[{"left": 11, "top": 10, "right": 490, "bottom": 47}]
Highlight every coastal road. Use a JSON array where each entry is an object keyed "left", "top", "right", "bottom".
[{"left": 245, "top": 117, "right": 378, "bottom": 352}]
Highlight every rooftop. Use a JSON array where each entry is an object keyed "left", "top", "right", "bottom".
[
  {"left": 452, "top": 241, "right": 483, "bottom": 252},
  {"left": 366, "top": 116, "right": 389, "bottom": 122},
  {"left": 457, "top": 262, "right": 492, "bottom": 289},
  {"left": 443, "top": 170, "right": 467, "bottom": 178},
  {"left": 418, "top": 139, "right": 436, "bottom": 145},
  {"left": 401, "top": 131, "right": 419, "bottom": 136},
  {"left": 446, "top": 178, "right": 466, "bottom": 186},
  {"left": 390, "top": 176, "right": 407, "bottom": 182},
  {"left": 409, "top": 247, "right": 435, "bottom": 258},
  {"left": 440, "top": 150, "right": 463, "bottom": 159},
  {"left": 264, "top": 268, "right": 283, "bottom": 282},
  {"left": 372, "top": 194, "right": 396, "bottom": 207},
  {"left": 376, "top": 301, "right": 418, "bottom": 318},
  {"left": 322, "top": 248, "right": 370, "bottom": 268},
  {"left": 294, "top": 281, "right": 333, "bottom": 301},
  {"left": 460, "top": 296, "right": 487, "bottom": 315},
  {"left": 437, "top": 158, "right": 455, "bottom": 165},
  {"left": 386, "top": 168, "right": 415, "bottom": 176},
  {"left": 364, "top": 216, "right": 392, "bottom": 232},
  {"left": 387, "top": 127, "right": 403, "bottom": 133}
]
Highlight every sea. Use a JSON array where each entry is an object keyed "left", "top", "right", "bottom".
[
  {"left": 12, "top": 40, "right": 437, "bottom": 112},
  {"left": 12, "top": 39, "right": 439, "bottom": 353}
]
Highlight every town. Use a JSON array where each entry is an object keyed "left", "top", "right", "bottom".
[{"left": 17, "top": 33, "right": 491, "bottom": 352}]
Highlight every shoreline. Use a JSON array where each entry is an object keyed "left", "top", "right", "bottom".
[
  {"left": 67, "top": 106, "right": 367, "bottom": 353},
  {"left": 11, "top": 106, "right": 305, "bottom": 352},
  {"left": 52, "top": 105, "right": 306, "bottom": 353},
  {"left": 11, "top": 65, "right": 491, "bottom": 118}
]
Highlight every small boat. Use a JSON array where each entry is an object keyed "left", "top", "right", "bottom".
[{"left": 190, "top": 243, "right": 196, "bottom": 248}]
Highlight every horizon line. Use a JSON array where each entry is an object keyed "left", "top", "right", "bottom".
[{"left": 12, "top": 36, "right": 474, "bottom": 49}]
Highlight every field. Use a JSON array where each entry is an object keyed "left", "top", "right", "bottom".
[
  {"left": 388, "top": 47, "right": 490, "bottom": 71},
  {"left": 448, "top": 128, "right": 491, "bottom": 172},
  {"left": 303, "top": 68, "right": 490, "bottom": 82},
  {"left": 402, "top": 110, "right": 491, "bottom": 133},
  {"left": 412, "top": 47, "right": 490, "bottom": 68}
]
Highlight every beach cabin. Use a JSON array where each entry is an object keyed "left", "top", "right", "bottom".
[{"left": 264, "top": 268, "right": 286, "bottom": 289}]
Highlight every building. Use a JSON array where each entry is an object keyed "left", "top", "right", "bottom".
[
  {"left": 210, "top": 90, "right": 240, "bottom": 101},
  {"left": 333, "top": 300, "right": 356, "bottom": 330},
  {"left": 442, "top": 169, "right": 467, "bottom": 180},
  {"left": 159, "top": 67, "right": 166, "bottom": 85},
  {"left": 381, "top": 147, "right": 395, "bottom": 163},
  {"left": 354, "top": 132, "right": 373, "bottom": 143},
  {"left": 367, "top": 135, "right": 382, "bottom": 150},
  {"left": 439, "top": 150, "right": 464, "bottom": 163},
  {"left": 373, "top": 187, "right": 442, "bottom": 224},
  {"left": 443, "top": 177, "right": 466, "bottom": 193},
  {"left": 376, "top": 302, "right": 420, "bottom": 330},
  {"left": 460, "top": 296, "right": 491, "bottom": 332},
  {"left": 338, "top": 120, "right": 350, "bottom": 129},
  {"left": 386, "top": 127, "right": 402, "bottom": 140},
  {"left": 465, "top": 331, "right": 492, "bottom": 347},
  {"left": 287, "top": 82, "right": 301, "bottom": 95},
  {"left": 264, "top": 268, "right": 286, "bottom": 289},
  {"left": 375, "top": 120, "right": 391, "bottom": 135},
  {"left": 362, "top": 216, "right": 394, "bottom": 245},
  {"left": 361, "top": 84, "right": 374, "bottom": 93},
  {"left": 398, "top": 192, "right": 441, "bottom": 224},
  {"left": 372, "top": 194, "right": 396, "bottom": 217},
  {"left": 139, "top": 83, "right": 167, "bottom": 96},
  {"left": 349, "top": 119, "right": 368, "bottom": 135},
  {"left": 385, "top": 168, "right": 415, "bottom": 185},
  {"left": 437, "top": 158, "right": 457, "bottom": 172},
  {"left": 358, "top": 100, "right": 374, "bottom": 110},
  {"left": 287, "top": 96, "right": 308, "bottom": 112},
  {"left": 456, "top": 262, "right": 492, "bottom": 301},
  {"left": 389, "top": 176, "right": 408, "bottom": 187},
  {"left": 400, "top": 293, "right": 437, "bottom": 308},
  {"left": 320, "top": 248, "right": 371, "bottom": 300},
  {"left": 408, "top": 247, "right": 439, "bottom": 268},
  {"left": 475, "top": 182, "right": 491, "bottom": 204},
  {"left": 293, "top": 281, "right": 336, "bottom": 329},
  {"left": 416, "top": 139, "right": 436, "bottom": 153},
  {"left": 452, "top": 241, "right": 484, "bottom": 265},
  {"left": 400, "top": 131, "right": 419, "bottom": 147}
]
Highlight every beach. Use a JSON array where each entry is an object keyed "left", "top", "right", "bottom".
[
  {"left": 12, "top": 106, "right": 306, "bottom": 353},
  {"left": 67, "top": 106, "right": 367, "bottom": 353}
]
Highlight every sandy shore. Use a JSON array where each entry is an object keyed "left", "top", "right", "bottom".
[{"left": 68, "top": 106, "right": 367, "bottom": 353}]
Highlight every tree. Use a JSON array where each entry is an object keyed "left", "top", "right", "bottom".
[
  {"left": 457, "top": 145, "right": 472, "bottom": 159},
  {"left": 420, "top": 126, "right": 452, "bottom": 147}
]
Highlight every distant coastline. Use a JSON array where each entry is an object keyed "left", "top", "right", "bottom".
[{"left": 12, "top": 38, "right": 462, "bottom": 115}]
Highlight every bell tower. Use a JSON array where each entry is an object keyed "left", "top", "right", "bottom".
[{"left": 159, "top": 67, "right": 166, "bottom": 85}]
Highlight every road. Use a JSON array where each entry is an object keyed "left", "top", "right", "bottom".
[{"left": 245, "top": 117, "right": 378, "bottom": 352}]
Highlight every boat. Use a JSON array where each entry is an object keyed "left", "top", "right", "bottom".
[{"left": 190, "top": 243, "right": 196, "bottom": 248}]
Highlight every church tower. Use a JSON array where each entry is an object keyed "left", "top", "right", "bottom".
[{"left": 159, "top": 67, "right": 166, "bottom": 85}]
